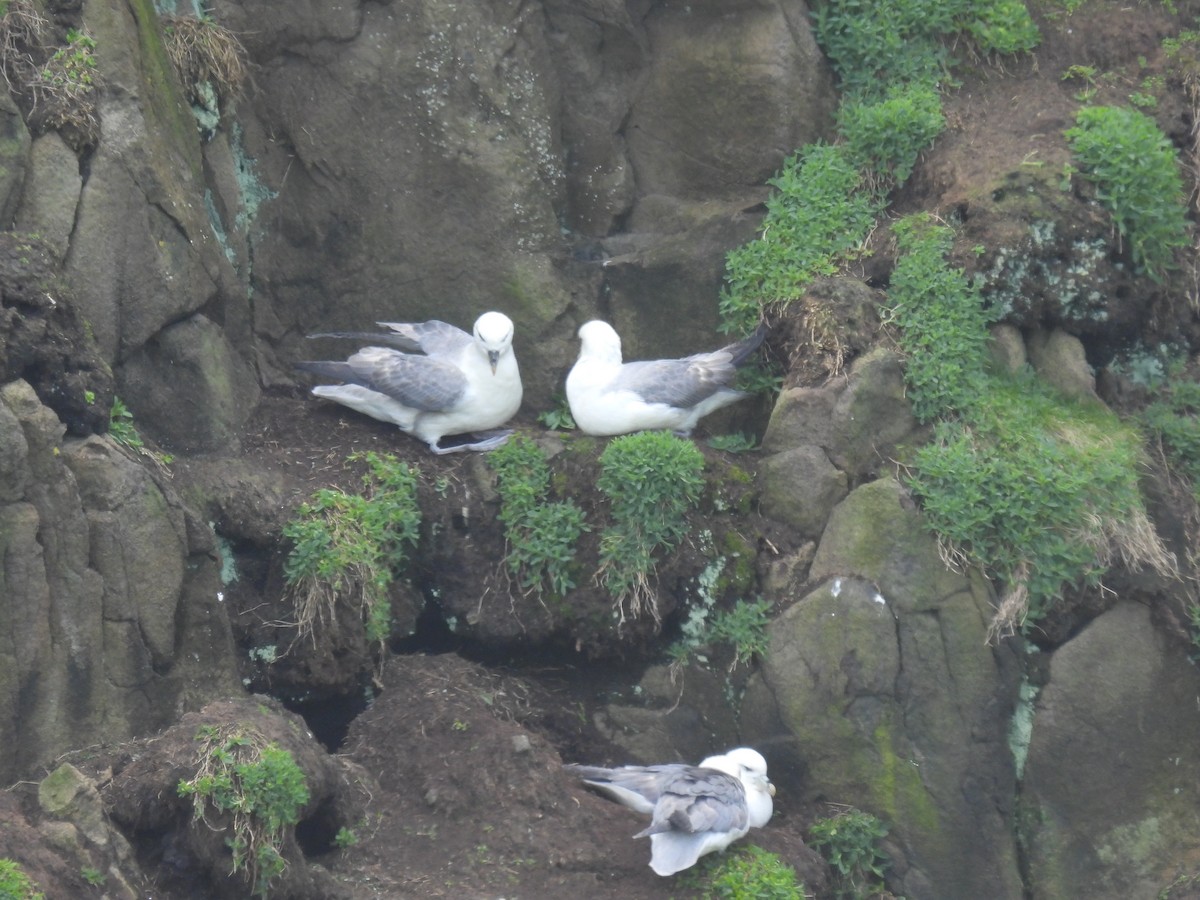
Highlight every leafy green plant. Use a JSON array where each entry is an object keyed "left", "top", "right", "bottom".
[
  {"left": 0, "top": 859, "right": 43, "bottom": 900},
  {"left": 719, "top": 143, "right": 879, "bottom": 334},
  {"left": 682, "top": 845, "right": 805, "bottom": 899},
  {"left": 707, "top": 432, "right": 758, "bottom": 453},
  {"left": 177, "top": 726, "right": 310, "bottom": 898},
  {"left": 838, "top": 81, "right": 945, "bottom": 185},
  {"left": 487, "top": 434, "right": 588, "bottom": 598},
  {"left": 79, "top": 867, "right": 104, "bottom": 887},
  {"left": 333, "top": 826, "right": 358, "bottom": 850},
  {"left": 596, "top": 431, "right": 705, "bottom": 626},
  {"left": 890, "top": 214, "right": 1175, "bottom": 640},
  {"left": 708, "top": 597, "right": 773, "bottom": 669},
  {"left": 808, "top": 809, "right": 890, "bottom": 900},
  {"left": 36, "top": 26, "right": 96, "bottom": 97},
  {"left": 886, "top": 214, "right": 992, "bottom": 422},
  {"left": 1065, "top": 105, "right": 1190, "bottom": 281},
  {"left": 813, "top": 0, "right": 1037, "bottom": 100},
  {"left": 1142, "top": 380, "right": 1200, "bottom": 493},
  {"left": 537, "top": 394, "right": 576, "bottom": 431},
  {"left": 108, "top": 396, "right": 143, "bottom": 449},
  {"left": 283, "top": 452, "right": 420, "bottom": 648}
]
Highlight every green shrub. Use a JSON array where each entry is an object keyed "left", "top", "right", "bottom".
[
  {"left": 177, "top": 727, "right": 310, "bottom": 898},
  {"left": 886, "top": 214, "right": 992, "bottom": 421},
  {"left": 283, "top": 452, "right": 420, "bottom": 647},
  {"left": 708, "top": 597, "right": 773, "bottom": 669},
  {"left": 1065, "top": 105, "right": 1190, "bottom": 281},
  {"left": 808, "top": 809, "right": 890, "bottom": 900},
  {"left": 909, "top": 374, "right": 1174, "bottom": 639},
  {"left": 487, "top": 434, "right": 588, "bottom": 598},
  {"left": 685, "top": 845, "right": 805, "bottom": 900},
  {"left": 889, "top": 213, "right": 1174, "bottom": 639},
  {"left": 839, "top": 82, "right": 945, "bottom": 185},
  {"left": 719, "top": 143, "right": 879, "bottom": 334},
  {"left": 596, "top": 431, "right": 705, "bottom": 625},
  {"left": 1143, "top": 381, "right": 1200, "bottom": 491},
  {"left": 0, "top": 860, "right": 43, "bottom": 900},
  {"left": 813, "top": 0, "right": 1038, "bottom": 99},
  {"left": 108, "top": 396, "right": 143, "bottom": 448}
]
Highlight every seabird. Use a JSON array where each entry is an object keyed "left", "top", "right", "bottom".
[
  {"left": 565, "top": 321, "right": 767, "bottom": 437},
  {"left": 295, "top": 311, "right": 523, "bottom": 454},
  {"left": 565, "top": 746, "right": 775, "bottom": 876}
]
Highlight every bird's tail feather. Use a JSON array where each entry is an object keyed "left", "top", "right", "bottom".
[
  {"left": 648, "top": 832, "right": 706, "bottom": 877},
  {"left": 726, "top": 323, "right": 768, "bottom": 367}
]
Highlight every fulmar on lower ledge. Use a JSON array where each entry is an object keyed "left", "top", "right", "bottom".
[
  {"left": 295, "top": 311, "right": 523, "bottom": 455},
  {"left": 564, "top": 747, "right": 775, "bottom": 876}
]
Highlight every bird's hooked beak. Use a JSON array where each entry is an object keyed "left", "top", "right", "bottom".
[
  {"left": 768, "top": 781, "right": 776, "bottom": 797},
  {"left": 488, "top": 349, "right": 500, "bottom": 374}
]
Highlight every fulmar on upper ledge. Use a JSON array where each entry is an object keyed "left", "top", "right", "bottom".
[
  {"left": 565, "top": 320, "right": 767, "bottom": 437},
  {"left": 564, "top": 746, "right": 775, "bottom": 876},
  {"left": 295, "top": 311, "right": 522, "bottom": 454}
]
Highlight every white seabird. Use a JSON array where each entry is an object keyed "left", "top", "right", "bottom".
[
  {"left": 564, "top": 746, "right": 775, "bottom": 876},
  {"left": 564, "top": 321, "right": 768, "bottom": 437},
  {"left": 295, "top": 311, "right": 523, "bottom": 454}
]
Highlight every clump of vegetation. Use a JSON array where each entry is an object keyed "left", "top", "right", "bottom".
[
  {"left": 719, "top": 143, "right": 879, "bottom": 335},
  {"left": 108, "top": 396, "right": 143, "bottom": 448},
  {"left": 537, "top": 394, "right": 576, "bottom": 431},
  {"left": 177, "top": 726, "right": 310, "bottom": 898},
  {"left": 0, "top": 859, "right": 44, "bottom": 900},
  {"left": 808, "top": 808, "right": 890, "bottom": 900},
  {"left": 708, "top": 597, "right": 773, "bottom": 669},
  {"left": 596, "top": 431, "right": 705, "bottom": 626},
  {"left": 1065, "top": 105, "right": 1189, "bottom": 281},
  {"left": 282, "top": 452, "right": 421, "bottom": 649},
  {"left": 814, "top": 0, "right": 1038, "bottom": 99},
  {"left": 1143, "top": 380, "right": 1200, "bottom": 494},
  {"left": 886, "top": 214, "right": 992, "bottom": 421},
  {"left": 161, "top": 14, "right": 247, "bottom": 120},
  {"left": 891, "top": 215, "right": 1176, "bottom": 640},
  {"left": 487, "top": 434, "right": 588, "bottom": 598},
  {"left": 838, "top": 81, "right": 945, "bottom": 187},
  {"left": 682, "top": 845, "right": 806, "bottom": 900},
  {"left": 719, "top": 1, "right": 1038, "bottom": 338}
]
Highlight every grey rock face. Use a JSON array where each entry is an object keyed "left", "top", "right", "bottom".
[
  {"left": 743, "top": 478, "right": 1024, "bottom": 899},
  {"left": 0, "top": 381, "right": 239, "bottom": 782},
  {"left": 1021, "top": 602, "right": 1200, "bottom": 899}
]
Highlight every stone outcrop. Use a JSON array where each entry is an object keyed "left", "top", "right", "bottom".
[
  {"left": 742, "top": 477, "right": 1024, "bottom": 898},
  {"left": 0, "top": 380, "right": 240, "bottom": 783},
  {"left": 1021, "top": 602, "right": 1200, "bottom": 898}
]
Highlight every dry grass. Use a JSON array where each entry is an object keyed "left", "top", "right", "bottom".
[{"left": 161, "top": 14, "right": 247, "bottom": 110}]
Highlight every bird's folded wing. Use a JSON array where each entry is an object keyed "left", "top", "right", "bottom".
[
  {"left": 346, "top": 348, "right": 468, "bottom": 412},
  {"left": 611, "top": 360, "right": 729, "bottom": 408},
  {"left": 634, "top": 768, "right": 748, "bottom": 837}
]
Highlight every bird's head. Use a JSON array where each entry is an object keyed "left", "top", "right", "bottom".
[
  {"left": 577, "top": 320, "right": 623, "bottom": 365},
  {"left": 474, "top": 311, "right": 515, "bottom": 374},
  {"left": 701, "top": 747, "right": 775, "bottom": 797}
]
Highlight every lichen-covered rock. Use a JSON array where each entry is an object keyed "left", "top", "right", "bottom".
[
  {"left": 742, "top": 477, "right": 1024, "bottom": 899},
  {"left": 1021, "top": 602, "right": 1200, "bottom": 899}
]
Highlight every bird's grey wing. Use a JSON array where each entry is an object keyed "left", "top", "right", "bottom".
[
  {"left": 611, "top": 359, "right": 731, "bottom": 409},
  {"left": 343, "top": 347, "right": 467, "bottom": 412},
  {"left": 376, "top": 320, "right": 473, "bottom": 358},
  {"left": 565, "top": 763, "right": 685, "bottom": 807},
  {"left": 634, "top": 767, "right": 748, "bottom": 837}
]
